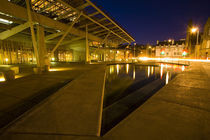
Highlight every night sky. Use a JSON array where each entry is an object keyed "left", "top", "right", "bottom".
[{"left": 91, "top": 0, "right": 210, "bottom": 45}]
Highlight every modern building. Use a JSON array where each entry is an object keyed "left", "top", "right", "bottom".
[
  {"left": 0, "top": 0, "right": 135, "bottom": 71},
  {"left": 155, "top": 39, "right": 186, "bottom": 57}
]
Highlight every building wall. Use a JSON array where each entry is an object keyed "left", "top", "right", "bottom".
[
  {"left": 200, "top": 18, "right": 210, "bottom": 59},
  {"left": 0, "top": 40, "right": 34, "bottom": 65},
  {"left": 64, "top": 40, "right": 86, "bottom": 62},
  {"left": 156, "top": 44, "right": 185, "bottom": 57}
]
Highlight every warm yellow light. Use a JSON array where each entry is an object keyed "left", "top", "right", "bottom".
[
  {"left": 160, "top": 64, "right": 163, "bottom": 79},
  {"left": 151, "top": 66, "right": 154, "bottom": 75},
  {"left": 0, "top": 73, "right": 5, "bottom": 82},
  {"left": 182, "top": 65, "right": 185, "bottom": 71},
  {"left": 138, "top": 57, "right": 210, "bottom": 62},
  {"left": 133, "top": 68, "right": 136, "bottom": 80},
  {"left": 110, "top": 65, "right": 114, "bottom": 74},
  {"left": 148, "top": 66, "right": 150, "bottom": 77},
  {"left": 51, "top": 57, "right": 55, "bottom": 61},
  {"left": 49, "top": 68, "right": 73, "bottom": 72},
  {"left": 166, "top": 71, "right": 169, "bottom": 85},
  {"left": 5, "top": 58, "right": 8, "bottom": 62},
  {"left": 116, "top": 64, "right": 120, "bottom": 75},
  {"left": 126, "top": 64, "right": 129, "bottom": 74},
  {"left": 0, "top": 78, "right": 5, "bottom": 82},
  {"left": 191, "top": 27, "right": 198, "bottom": 33}
]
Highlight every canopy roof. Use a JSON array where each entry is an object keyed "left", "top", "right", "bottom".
[{"left": 10, "top": 0, "right": 135, "bottom": 44}]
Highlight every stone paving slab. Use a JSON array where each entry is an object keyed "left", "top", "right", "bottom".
[
  {"left": 2, "top": 65, "right": 106, "bottom": 137},
  {"left": 103, "top": 99, "right": 210, "bottom": 140}
]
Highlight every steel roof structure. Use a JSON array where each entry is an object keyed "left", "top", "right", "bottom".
[{"left": 1, "top": 0, "right": 135, "bottom": 45}]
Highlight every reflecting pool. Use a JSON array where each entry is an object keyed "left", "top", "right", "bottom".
[{"left": 102, "top": 63, "right": 187, "bottom": 135}]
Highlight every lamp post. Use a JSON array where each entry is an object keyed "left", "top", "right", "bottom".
[
  {"left": 134, "top": 43, "right": 136, "bottom": 58},
  {"left": 191, "top": 27, "right": 199, "bottom": 45},
  {"left": 191, "top": 27, "right": 199, "bottom": 59}
]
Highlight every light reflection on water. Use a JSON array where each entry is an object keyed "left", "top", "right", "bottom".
[
  {"left": 106, "top": 63, "right": 186, "bottom": 87},
  {"left": 103, "top": 63, "right": 187, "bottom": 135},
  {"left": 133, "top": 65, "right": 135, "bottom": 80}
]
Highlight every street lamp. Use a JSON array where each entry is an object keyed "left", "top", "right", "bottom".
[
  {"left": 191, "top": 27, "right": 199, "bottom": 45},
  {"left": 134, "top": 43, "right": 136, "bottom": 61}
]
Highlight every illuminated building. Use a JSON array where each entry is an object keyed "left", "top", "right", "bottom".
[
  {"left": 200, "top": 18, "right": 210, "bottom": 59},
  {"left": 155, "top": 39, "right": 185, "bottom": 57},
  {"left": 0, "top": 0, "right": 135, "bottom": 68}
]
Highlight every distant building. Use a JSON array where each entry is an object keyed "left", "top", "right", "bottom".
[
  {"left": 134, "top": 44, "right": 155, "bottom": 58},
  {"left": 155, "top": 39, "right": 185, "bottom": 57}
]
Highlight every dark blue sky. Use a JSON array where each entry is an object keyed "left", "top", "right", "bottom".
[{"left": 91, "top": 0, "right": 210, "bottom": 45}]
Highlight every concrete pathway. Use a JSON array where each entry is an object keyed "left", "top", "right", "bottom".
[
  {"left": 0, "top": 64, "right": 93, "bottom": 130},
  {"left": 1, "top": 65, "right": 106, "bottom": 139}
]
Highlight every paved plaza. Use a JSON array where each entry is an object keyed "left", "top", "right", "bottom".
[{"left": 0, "top": 62, "right": 209, "bottom": 140}]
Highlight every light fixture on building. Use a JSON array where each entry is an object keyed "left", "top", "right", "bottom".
[{"left": 0, "top": 18, "right": 13, "bottom": 25}]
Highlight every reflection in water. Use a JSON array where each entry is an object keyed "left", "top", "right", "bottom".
[
  {"left": 104, "top": 63, "right": 187, "bottom": 135},
  {"left": 147, "top": 66, "right": 150, "bottom": 77},
  {"left": 116, "top": 64, "right": 120, "bottom": 75},
  {"left": 107, "top": 63, "right": 186, "bottom": 83},
  {"left": 110, "top": 65, "right": 114, "bottom": 74},
  {"left": 151, "top": 66, "right": 154, "bottom": 75},
  {"left": 166, "top": 71, "right": 169, "bottom": 85},
  {"left": 182, "top": 65, "right": 185, "bottom": 71},
  {"left": 133, "top": 65, "right": 136, "bottom": 80},
  {"left": 160, "top": 64, "right": 163, "bottom": 79},
  {"left": 126, "top": 64, "right": 129, "bottom": 74}
]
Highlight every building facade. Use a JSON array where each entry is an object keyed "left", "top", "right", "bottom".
[
  {"left": 155, "top": 39, "right": 185, "bottom": 57},
  {"left": 200, "top": 18, "right": 210, "bottom": 59}
]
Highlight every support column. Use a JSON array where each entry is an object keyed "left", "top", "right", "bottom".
[
  {"left": 37, "top": 25, "right": 50, "bottom": 71},
  {"left": 86, "top": 24, "right": 89, "bottom": 63},
  {"left": 25, "top": 0, "right": 40, "bottom": 67},
  {"left": 103, "top": 42, "right": 107, "bottom": 62}
]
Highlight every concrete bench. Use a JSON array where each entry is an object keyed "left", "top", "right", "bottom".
[{"left": 0, "top": 66, "right": 19, "bottom": 81}]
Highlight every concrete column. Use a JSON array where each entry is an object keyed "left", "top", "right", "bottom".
[
  {"left": 103, "top": 50, "right": 106, "bottom": 62},
  {"left": 37, "top": 25, "right": 50, "bottom": 71},
  {"left": 85, "top": 25, "right": 89, "bottom": 63}
]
